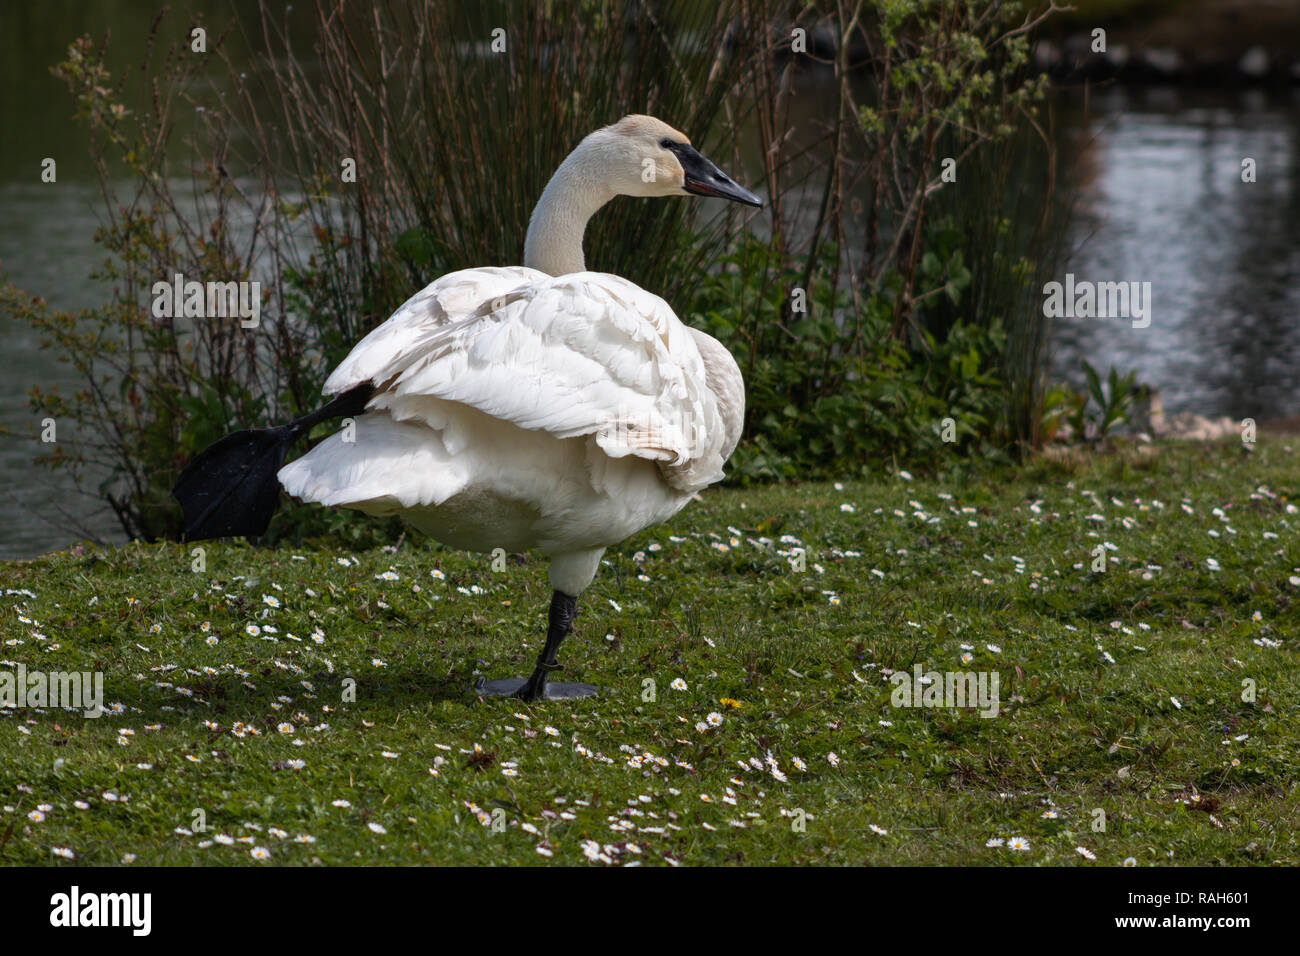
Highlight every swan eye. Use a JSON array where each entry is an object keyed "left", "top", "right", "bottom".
[{"left": 660, "top": 138, "right": 674, "bottom": 149}]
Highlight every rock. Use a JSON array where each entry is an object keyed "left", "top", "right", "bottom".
[
  {"left": 1238, "top": 46, "right": 1269, "bottom": 79},
  {"left": 1033, "top": 39, "right": 1058, "bottom": 71},
  {"left": 1143, "top": 47, "right": 1183, "bottom": 76},
  {"left": 1164, "top": 412, "right": 1238, "bottom": 441},
  {"left": 1144, "top": 389, "right": 1166, "bottom": 435}
]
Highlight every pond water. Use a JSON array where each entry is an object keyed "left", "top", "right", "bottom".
[
  {"left": 2, "top": 2, "right": 1297, "bottom": 559},
  {"left": 1052, "top": 84, "right": 1300, "bottom": 427}
]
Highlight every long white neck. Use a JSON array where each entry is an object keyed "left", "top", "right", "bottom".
[{"left": 523, "top": 137, "right": 617, "bottom": 276}]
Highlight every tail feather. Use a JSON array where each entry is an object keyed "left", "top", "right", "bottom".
[
  {"left": 277, "top": 411, "right": 468, "bottom": 512},
  {"left": 171, "top": 385, "right": 374, "bottom": 540},
  {"left": 172, "top": 426, "right": 298, "bottom": 540}
]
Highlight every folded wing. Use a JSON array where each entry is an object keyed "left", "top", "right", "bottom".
[{"left": 322, "top": 268, "right": 730, "bottom": 493}]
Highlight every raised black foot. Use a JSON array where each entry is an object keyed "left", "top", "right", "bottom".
[{"left": 474, "top": 676, "right": 599, "bottom": 700}]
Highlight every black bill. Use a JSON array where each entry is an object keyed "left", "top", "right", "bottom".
[{"left": 671, "top": 143, "right": 763, "bottom": 207}]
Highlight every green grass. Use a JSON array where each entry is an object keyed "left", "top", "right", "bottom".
[{"left": 1, "top": 441, "right": 1296, "bottom": 866}]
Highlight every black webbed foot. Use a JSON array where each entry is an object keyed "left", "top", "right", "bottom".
[{"left": 472, "top": 590, "right": 597, "bottom": 701}]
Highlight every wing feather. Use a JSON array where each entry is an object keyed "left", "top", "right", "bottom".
[
  {"left": 322, "top": 266, "right": 544, "bottom": 395},
  {"left": 321, "top": 268, "right": 731, "bottom": 492}
]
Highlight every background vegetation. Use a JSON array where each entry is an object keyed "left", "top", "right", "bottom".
[{"left": 2, "top": 0, "right": 1076, "bottom": 545}]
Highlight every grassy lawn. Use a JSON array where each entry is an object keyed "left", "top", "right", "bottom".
[{"left": 1, "top": 440, "right": 1296, "bottom": 867}]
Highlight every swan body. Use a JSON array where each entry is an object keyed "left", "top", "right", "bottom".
[
  {"left": 275, "top": 115, "right": 760, "bottom": 698},
  {"left": 278, "top": 265, "right": 744, "bottom": 593}
]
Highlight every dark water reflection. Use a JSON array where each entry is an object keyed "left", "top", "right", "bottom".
[{"left": 1052, "top": 85, "right": 1300, "bottom": 424}]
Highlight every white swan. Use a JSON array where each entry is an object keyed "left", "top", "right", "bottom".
[{"left": 277, "top": 115, "right": 761, "bottom": 699}]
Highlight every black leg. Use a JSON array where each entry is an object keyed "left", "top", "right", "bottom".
[
  {"left": 514, "top": 590, "right": 578, "bottom": 700},
  {"left": 473, "top": 590, "right": 599, "bottom": 701}
]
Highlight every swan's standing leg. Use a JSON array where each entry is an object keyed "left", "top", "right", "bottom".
[
  {"left": 476, "top": 589, "right": 599, "bottom": 701},
  {"left": 515, "top": 590, "right": 578, "bottom": 700}
]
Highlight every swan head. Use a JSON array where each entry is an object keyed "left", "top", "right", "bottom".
[
  {"left": 525, "top": 114, "right": 762, "bottom": 275},
  {"left": 591, "top": 114, "right": 763, "bottom": 207}
]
